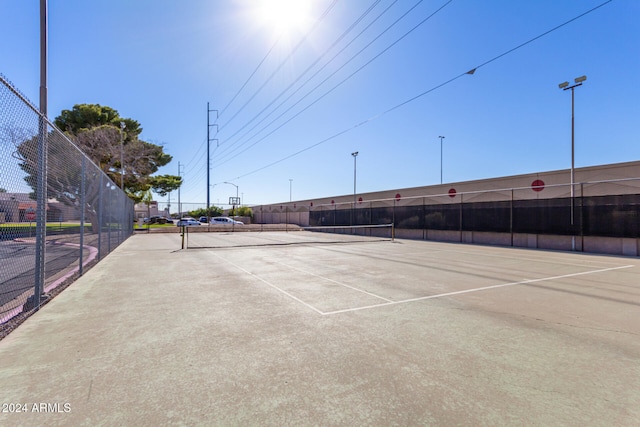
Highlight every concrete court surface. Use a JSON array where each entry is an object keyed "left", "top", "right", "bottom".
[{"left": 0, "top": 232, "right": 638, "bottom": 426}]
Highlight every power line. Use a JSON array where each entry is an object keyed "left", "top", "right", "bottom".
[
  {"left": 218, "top": 0, "right": 339, "bottom": 133},
  {"left": 224, "top": 0, "right": 615, "bottom": 182},
  {"left": 215, "top": 0, "right": 447, "bottom": 167},
  {"left": 215, "top": 0, "right": 388, "bottom": 155},
  {"left": 218, "top": 37, "right": 281, "bottom": 119}
]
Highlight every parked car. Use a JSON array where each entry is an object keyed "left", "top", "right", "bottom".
[
  {"left": 199, "top": 216, "right": 208, "bottom": 223},
  {"left": 210, "top": 217, "right": 244, "bottom": 225},
  {"left": 145, "top": 215, "right": 172, "bottom": 224},
  {"left": 176, "top": 218, "right": 201, "bottom": 226}
]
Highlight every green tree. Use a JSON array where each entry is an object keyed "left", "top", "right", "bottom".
[
  {"left": 230, "top": 206, "right": 253, "bottom": 218},
  {"left": 149, "top": 175, "right": 182, "bottom": 198},
  {"left": 188, "top": 206, "right": 224, "bottom": 219},
  {"left": 53, "top": 104, "right": 181, "bottom": 202}
]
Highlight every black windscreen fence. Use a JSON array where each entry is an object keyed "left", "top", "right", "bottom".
[{"left": 309, "top": 194, "right": 640, "bottom": 238}]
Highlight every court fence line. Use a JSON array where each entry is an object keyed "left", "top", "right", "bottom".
[
  {"left": 1, "top": 74, "right": 133, "bottom": 331},
  {"left": 242, "top": 177, "right": 640, "bottom": 254}
]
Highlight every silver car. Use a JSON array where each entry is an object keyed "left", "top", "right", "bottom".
[
  {"left": 210, "top": 217, "right": 244, "bottom": 225},
  {"left": 176, "top": 218, "right": 201, "bottom": 226}
]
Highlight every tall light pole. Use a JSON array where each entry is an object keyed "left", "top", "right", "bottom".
[
  {"left": 351, "top": 151, "right": 358, "bottom": 210},
  {"left": 289, "top": 178, "right": 293, "bottom": 202},
  {"left": 558, "top": 75, "right": 586, "bottom": 225},
  {"left": 438, "top": 136, "right": 445, "bottom": 184}
]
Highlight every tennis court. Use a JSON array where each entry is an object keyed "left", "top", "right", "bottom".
[
  {"left": 0, "top": 230, "right": 638, "bottom": 425},
  {"left": 186, "top": 227, "right": 637, "bottom": 317}
]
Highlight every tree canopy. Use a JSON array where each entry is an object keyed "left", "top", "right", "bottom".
[{"left": 53, "top": 104, "right": 181, "bottom": 202}]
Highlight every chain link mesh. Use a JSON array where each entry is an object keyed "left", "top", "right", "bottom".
[{"left": 1, "top": 75, "right": 133, "bottom": 331}]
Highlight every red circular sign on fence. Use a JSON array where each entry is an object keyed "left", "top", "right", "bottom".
[
  {"left": 531, "top": 179, "right": 545, "bottom": 192},
  {"left": 358, "top": 197, "right": 363, "bottom": 204},
  {"left": 395, "top": 193, "right": 401, "bottom": 200},
  {"left": 448, "top": 188, "right": 457, "bottom": 198},
  {"left": 25, "top": 209, "right": 36, "bottom": 221}
]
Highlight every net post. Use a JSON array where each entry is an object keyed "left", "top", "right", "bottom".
[{"left": 392, "top": 223, "right": 395, "bottom": 241}]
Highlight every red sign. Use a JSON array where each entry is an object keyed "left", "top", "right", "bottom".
[
  {"left": 358, "top": 197, "right": 363, "bottom": 204},
  {"left": 395, "top": 193, "right": 401, "bottom": 200},
  {"left": 448, "top": 188, "right": 457, "bottom": 198},
  {"left": 531, "top": 179, "right": 545, "bottom": 192}
]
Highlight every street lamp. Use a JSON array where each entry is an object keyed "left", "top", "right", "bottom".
[
  {"left": 351, "top": 151, "right": 358, "bottom": 204},
  {"left": 289, "top": 178, "right": 293, "bottom": 202},
  {"left": 351, "top": 152, "right": 358, "bottom": 226},
  {"left": 558, "top": 75, "right": 587, "bottom": 225},
  {"left": 438, "top": 135, "right": 445, "bottom": 184}
]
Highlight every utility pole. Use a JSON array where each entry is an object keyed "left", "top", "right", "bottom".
[
  {"left": 178, "top": 161, "right": 184, "bottom": 218},
  {"left": 207, "top": 103, "right": 218, "bottom": 218}
]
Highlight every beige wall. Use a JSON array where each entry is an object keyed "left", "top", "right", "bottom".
[{"left": 253, "top": 161, "right": 640, "bottom": 257}]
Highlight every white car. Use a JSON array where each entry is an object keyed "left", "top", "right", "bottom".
[
  {"left": 176, "top": 218, "right": 201, "bottom": 226},
  {"left": 210, "top": 217, "right": 244, "bottom": 225}
]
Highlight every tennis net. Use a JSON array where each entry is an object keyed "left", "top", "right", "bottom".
[{"left": 182, "top": 223, "right": 394, "bottom": 249}]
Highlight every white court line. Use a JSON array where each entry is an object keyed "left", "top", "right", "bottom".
[
  {"left": 320, "top": 264, "right": 635, "bottom": 316},
  {"left": 211, "top": 252, "right": 325, "bottom": 315},
  {"left": 266, "top": 258, "right": 393, "bottom": 303}
]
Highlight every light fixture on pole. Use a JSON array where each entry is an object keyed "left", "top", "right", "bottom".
[
  {"left": 351, "top": 151, "right": 358, "bottom": 226},
  {"left": 438, "top": 136, "right": 445, "bottom": 184},
  {"left": 351, "top": 151, "right": 358, "bottom": 205},
  {"left": 558, "top": 75, "right": 587, "bottom": 225},
  {"left": 289, "top": 179, "right": 293, "bottom": 202}
]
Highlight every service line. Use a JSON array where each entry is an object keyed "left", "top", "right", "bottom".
[
  {"left": 211, "top": 252, "right": 325, "bottom": 315},
  {"left": 266, "top": 258, "right": 393, "bottom": 303},
  {"left": 320, "top": 264, "right": 635, "bottom": 316}
]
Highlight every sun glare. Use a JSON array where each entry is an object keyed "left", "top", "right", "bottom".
[{"left": 256, "top": 0, "right": 313, "bottom": 36}]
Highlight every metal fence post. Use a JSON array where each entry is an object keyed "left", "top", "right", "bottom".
[
  {"left": 33, "top": 117, "right": 47, "bottom": 310},
  {"left": 459, "top": 193, "right": 464, "bottom": 243},
  {"left": 510, "top": 188, "right": 514, "bottom": 247},
  {"left": 98, "top": 174, "right": 103, "bottom": 260},
  {"left": 79, "top": 157, "right": 86, "bottom": 276}
]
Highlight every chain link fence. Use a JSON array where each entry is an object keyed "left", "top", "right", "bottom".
[
  {"left": 1, "top": 74, "right": 133, "bottom": 333},
  {"left": 253, "top": 179, "right": 640, "bottom": 245}
]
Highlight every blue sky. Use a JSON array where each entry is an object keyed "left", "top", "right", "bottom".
[{"left": 2, "top": 0, "right": 638, "bottom": 208}]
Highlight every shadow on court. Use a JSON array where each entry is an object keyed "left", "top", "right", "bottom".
[{"left": 0, "top": 232, "right": 638, "bottom": 425}]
